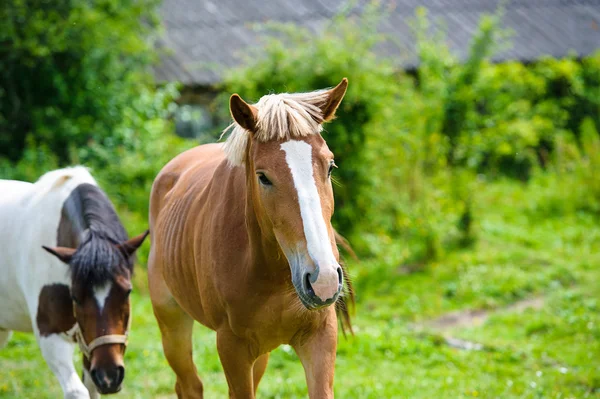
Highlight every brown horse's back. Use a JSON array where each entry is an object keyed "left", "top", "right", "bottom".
[{"left": 149, "top": 143, "right": 225, "bottom": 227}]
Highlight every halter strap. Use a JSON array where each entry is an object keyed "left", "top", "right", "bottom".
[
  {"left": 76, "top": 331, "right": 129, "bottom": 359},
  {"left": 64, "top": 309, "right": 132, "bottom": 359}
]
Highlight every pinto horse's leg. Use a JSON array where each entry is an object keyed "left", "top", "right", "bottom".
[
  {"left": 216, "top": 329, "right": 258, "bottom": 398},
  {"left": 82, "top": 369, "right": 100, "bottom": 399},
  {"left": 82, "top": 357, "right": 100, "bottom": 399},
  {"left": 0, "top": 329, "right": 12, "bottom": 348},
  {"left": 37, "top": 333, "right": 90, "bottom": 399},
  {"left": 252, "top": 352, "right": 270, "bottom": 394},
  {"left": 293, "top": 310, "right": 338, "bottom": 399}
]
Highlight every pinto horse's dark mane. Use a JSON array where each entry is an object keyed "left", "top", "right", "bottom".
[{"left": 60, "top": 183, "right": 131, "bottom": 287}]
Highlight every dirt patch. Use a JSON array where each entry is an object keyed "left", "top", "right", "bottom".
[
  {"left": 424, "top": 297, "right": 545, "bottom": 331},
  {"left": 415, "top": 297, "right": 545, "bottom": 351}
]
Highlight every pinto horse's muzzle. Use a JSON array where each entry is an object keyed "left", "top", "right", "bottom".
[{"left": 91, "top": 365, "right": 125, "bottom": 394}]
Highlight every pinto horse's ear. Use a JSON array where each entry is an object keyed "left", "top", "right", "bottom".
[
  {"left": 230, "top": 94, "right": 258, "bottom": 133},
  {"left": 321, "top": 78, "right": 348, "bottom": 122},
  {"left": 117, "top": 230, "right": 149, "bottom": 257},
  {"left": 42, "top": 246, "right": 76, "bottom": 264}
]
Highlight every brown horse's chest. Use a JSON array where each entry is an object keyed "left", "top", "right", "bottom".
[
  {"left": 153, "top": 163, "right": 327, "bottom": 346},
  {"left": 222, "top": 289, "right": 323, "bottom": 349}
]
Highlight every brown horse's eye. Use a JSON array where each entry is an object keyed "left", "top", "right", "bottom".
[
  {"left": 328, "top": 161, "right": 337, "bottom": 177},
  {"left": 257, "top": 173, "right": 272, "bottom": 186}
]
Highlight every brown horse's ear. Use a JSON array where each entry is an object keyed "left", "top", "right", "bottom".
[
  {"left": 321, "top": 78, "right": 348, "bottom": 122},
  {"left": 230, "top": 94, "right": 258, "bottom": 132},
  {"left": 42, "top": 246, "right": 76, "bottom": 264},
  {"left": 117, "top": 230, "right": 149, "bottom": 257}
]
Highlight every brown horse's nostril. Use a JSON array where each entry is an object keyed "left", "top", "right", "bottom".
[
  {"left": 336, "top": 266, "right": 343, "bottom": 285},
  {"left": 304, "top": 272, "right": 315, "bottom": 297}
]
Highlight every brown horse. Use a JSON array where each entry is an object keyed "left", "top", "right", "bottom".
[{"left": 148, "top": 79, "right": 353, "bottom": 398}]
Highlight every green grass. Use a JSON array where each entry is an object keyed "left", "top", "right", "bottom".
[{"left": 1, "top": 179, "right": 599, "bottom": 398}]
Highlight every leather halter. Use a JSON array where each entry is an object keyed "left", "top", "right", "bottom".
[{"left": 64, "top": 305, "right": 131, "bottom": 359}]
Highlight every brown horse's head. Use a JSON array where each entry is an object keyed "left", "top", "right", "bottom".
[
  {"left": 225, "top": 79, "right": 348, "bottom": 310},
  {"left": 43, "top": 230, "right": 148, "bottom": 394}
]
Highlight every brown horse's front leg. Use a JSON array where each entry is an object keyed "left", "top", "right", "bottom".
[
  {"left": 217, "top": 329, "right": 258, "bottom": 399},
  {"left": 293, "top": 309, "right": 338, "bottom": 399}
]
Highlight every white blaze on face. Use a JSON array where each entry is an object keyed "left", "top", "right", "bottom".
[
  {"left": 93, "top": 282, "right": 112, "bottom": 313},
  {"left": 281, "top": 140, "right": 339, "bottom": 301}
]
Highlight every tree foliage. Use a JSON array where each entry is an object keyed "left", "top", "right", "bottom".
[{"left": 0, "top": 0, "right": 163, "bottom": 162}]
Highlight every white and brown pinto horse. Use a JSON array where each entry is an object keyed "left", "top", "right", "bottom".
[
  {"left": 148, "top": 79, "right": 354, "bottom": 398},
  {"left": 0, "top": 167, "right": 147, "bottom": 398}
]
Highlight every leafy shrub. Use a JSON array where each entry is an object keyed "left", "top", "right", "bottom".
[
  {"left": 0, "top": 0, "right": 163, "bottom": 163},
  {"left": 537, "top": 117, "right": 600, "bottom": 216}
]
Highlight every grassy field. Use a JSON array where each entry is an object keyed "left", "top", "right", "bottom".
[{"left": 1, "top": 179, "right": 599, "bottom": 398}]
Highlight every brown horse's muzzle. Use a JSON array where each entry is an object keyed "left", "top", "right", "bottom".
[
  {"left": 302, "top": 265, "right": 343, "bottom": 307},
  {"left": 278, "top": 236, "right": 343, "bottom": 309},
  {"left": 289, "top": 254, "right": 343, "bottom": 309},
  {"left": 306, "top": 265, "right": 342, "bottom": 300}
]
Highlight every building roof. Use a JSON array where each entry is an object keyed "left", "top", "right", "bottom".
[{"left": 155, "top": 0, "right": 600, "bottom": 86}]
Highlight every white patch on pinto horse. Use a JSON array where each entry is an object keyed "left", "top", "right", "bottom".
[
  {"left": 38, "top": 332, "right": 89, "bottom": 397},
  {"left": 281, "top": 140, "right": 339, "bottom": 301},
  {"left": 94, "top": 282, "right": 113, "bottom": 313},
  {"left": 83, "top": 367, "right": 101, "bottom": 399}
]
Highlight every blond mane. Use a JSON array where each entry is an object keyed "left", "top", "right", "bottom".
[{"left": 222, "top": 89, "right": 332, "bottom": 166}]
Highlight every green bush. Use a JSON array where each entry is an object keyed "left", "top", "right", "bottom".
[
  {"left": 536, "top": 117, "right": 600, "bottom": 216},
  {"left": 0, "top": 0, "right": 164, "bottom": 163}
]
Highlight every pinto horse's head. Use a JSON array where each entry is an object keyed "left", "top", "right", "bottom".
[
  {"left": 224, "top": 79, "right": 348, "bottom": 310},
  {"left": 43, "top": 230, "right": 148, "bottom": 394}
]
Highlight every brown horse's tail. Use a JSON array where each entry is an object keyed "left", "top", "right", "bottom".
[{"left": 334, "top": 230, "right": 356, "bottom": 336}]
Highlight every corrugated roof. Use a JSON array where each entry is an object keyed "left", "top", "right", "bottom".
[{"left": 154, "top": 0, "right": 600, "bottom": 86}]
